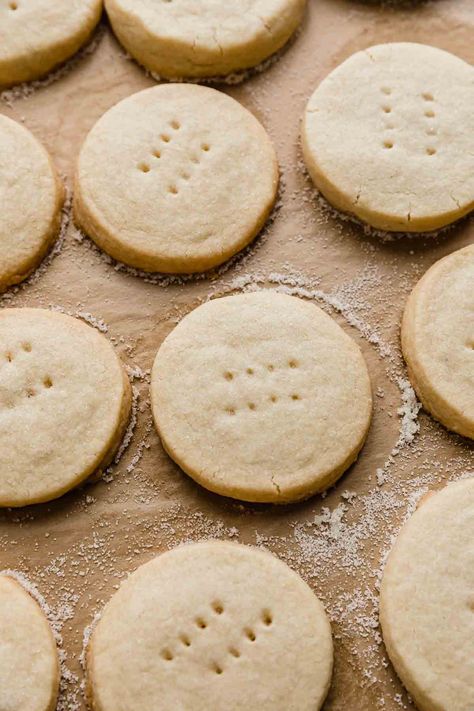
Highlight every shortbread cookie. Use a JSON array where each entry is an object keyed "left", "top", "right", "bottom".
[
  {"left": 0, "top": 115, "right": 63, "bottom": 292},
  {"left": 0, "top": 575, "right": 59, "bottom": 711},
  {"left": 151, "top": 291, "right": 372, "bottom": 502},
  {"left": 380, "top": 478, "right": 474, "bottom": 711},
  {"left": 402, "top": 244, "right": 474, "bottom": 440},
  {"left": 74, "top": 84, "right": 278, "bottom": 274},
  {"left": 88, "top": 541, "right": 333, "bottom": 711},
  {"left": 302, "top": 43, "right": 474, "bottom": 232},
  {"left": 105, "top": 0, "right": 306, "bottom": 79},
  {"left": 0, "top": 308, "right": 131, "bottom": 506},
  {"left": 0, "top": 0, "right": 102, "bottom": 88}
]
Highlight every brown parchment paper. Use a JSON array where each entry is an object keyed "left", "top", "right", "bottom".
[{"left": 1, "top": 1, "right": 474, "bottom": 709}]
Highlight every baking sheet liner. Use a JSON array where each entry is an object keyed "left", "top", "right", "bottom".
[{"left": 1, "top": 1, "right": 473, "bottom": 708}]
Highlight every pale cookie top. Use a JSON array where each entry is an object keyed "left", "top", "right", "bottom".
[
  {"left": 302, "top": 42, "right": 474, "bottom": 232},
  {"left": 0, "top": 0, "right": 102, "bottom": 87},
  {"left": 151, "top": 291, "right": 372, "bottom": 502},
  {"left": 402, "top": 244, "right": 474, "bottom": 440},
  {"left": 380, "top": 478, "right": 474, "bottom": 711},
  {"left": 105, "top": 0, "right": 306, "bottom": 78},
  {"left": 0, "top": 115, "right": 63, "bottom": 292},
  {"left": 75, "top": 84, "right": 278, "bottom": 274},
  {"left": 88, "top": 541, "right": 333, "bottom": 711},
  {"left": 0, "top": 575, "right": 59, "bottom": 711},
  {"left": 0, "top": 308, "right": 130, "bottom": 507}
]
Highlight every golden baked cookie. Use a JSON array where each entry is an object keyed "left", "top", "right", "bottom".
[
  {"left": 380, "top": 478, "right": 474, "bottom": 711},
  {"left": 74, "top": 84, "right": 278, "bottom": 274},
  {"left": 87, "top": 541, "right": 333, "bottom": 711},
  {"left": 0, "top": 114, "right": 63, "bottom": 292},
  {"left": 105, "top": 0, "right": 306, "bottom": 78},
  {"left": 402, "top": 244, "right": 474, "bottom": 440},
  {"left": 0, "top": 0, "right": 102, "bottom": 88},
  {"left": 0, "top": 575, "right": 59, "bottom": 711},
  {"left": 151, "top": 291, "right": 372, "bottom": 503},
  {"left": 302, "top": 43, "right": 474, "bottom": 232},
  {"left": 0, "top": 308, "right": 132, "bottom": 506}
]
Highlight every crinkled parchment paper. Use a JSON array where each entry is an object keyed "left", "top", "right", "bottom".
[{"left": 1, "top": 0, "right": 473, "bottom": 708}]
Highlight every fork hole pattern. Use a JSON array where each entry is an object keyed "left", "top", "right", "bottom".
[
  {"left": 212, "top": 601, "right": 224, "bottom": 615},
  {"left": 160, "top": 605, "right": 273, "bottom": 675},
  {"left": 223, "top": 361, "right": 298, "bottom": 381},
  {"left": 223, "top": 361, "right": 301, "bottom": 414},
  {"left": 5, "top": 344, "right": 32, "bottom": 362},
  {"left": 1, "top": 344, "right": 54, "bottom": 405},
  {"left": 380, "top": 93, "right": 395, "bottom": 149},
  {"left": 139, "top": 126, "right": 211, "bottom": 194},
  {"left": 422, "top": 94, "right": 437, "bottom": 156}
]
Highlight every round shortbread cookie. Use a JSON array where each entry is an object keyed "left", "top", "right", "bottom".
[
  {"left": 0, "top": 575, "right": 59, "bottom": 711},
  {"left": 151, "top": 291, "right": 372, "bottom": 503},
  {"left": 87, "top": 541, "right": 333, "bottom": 711},
  {"left": 402, "top": 244, "right": 474, "bottom": 440},
  {"left": 104, "top": 0, "right": 306, "bottom": 79},
  {"left": 302, "top": 42, "right": 474, "bottom": 232},
  {"left": 0, "top": 0, "right": 102, "bottom": 88},
  {"left": 0, "top": 115, "right": 63, "bottom": 292},
  {"left": 74, "top": 84, "right": 278, "bottom": 274},
  {"left": 380, "top": 478, "right": 474, "bottom": 711},
  {"left": 0, "top": 308, "right": 132, "bottom": 507}
]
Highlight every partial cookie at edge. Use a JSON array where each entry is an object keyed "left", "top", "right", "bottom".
[
  {"left": 0, "top": 575, "right": 60, "bottom": 711},
  {"left": 87, "top": 541, "right": 333, "bottom": 711},
  {"left": 0, "top": 0, "right": 102, "bottom": 88},
  {"left": 104, "top": 0, "right": 306, "bottom": 78},
  {"left": 401, "top": 244, "right": 474, "bottom": 440},
  {"left": 302, "top": 42, "right": 474, "bottom": 232},
  {"left": 0, "top": 308, "right": 131, "bottom": 506},
  {"left": 380, "top": 478, "right": 474, "bottom": 711},
  {"left": 0, "top": 115, "right": 63, "bottom": 292}
]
